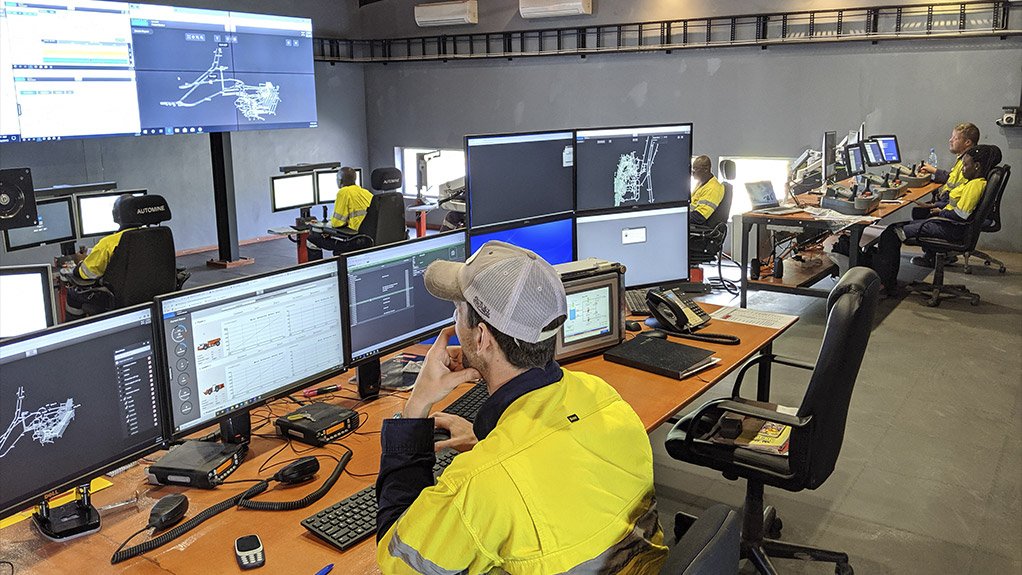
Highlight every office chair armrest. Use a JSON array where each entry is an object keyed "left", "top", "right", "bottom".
[
  {"left": 680, "top": 397, "right": 811, "bottom": 453},
  {"left": 730, "top": 354, "right": 814, "bottom": 398},
  {"left": 62, "top": 268, "right": 97, "bottom": 288}
]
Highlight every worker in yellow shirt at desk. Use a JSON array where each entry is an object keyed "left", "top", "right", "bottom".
[
  {"left": 308, "top": 166, "right": 374, "bottom": 256},
  {"left": 689, "top": 155, "right": 725, "bottom": 225},
  {"left": 916, "top": 122, "right": 979, "bottom": 204}
]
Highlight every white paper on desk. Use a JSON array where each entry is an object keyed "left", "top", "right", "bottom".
[
  {"left": 710, "top": 306, "right": 796, "bottom": 329},
  {"left": 802, "top": 206, "right": 879, "bottom": 224}
]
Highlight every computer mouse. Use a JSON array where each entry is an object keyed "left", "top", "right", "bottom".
[
  {"left": 624, "top": 320, "right": 642, "bottom": 332},
  {"left": 641, "top": 329, "right": 669, "bottom": 339},
  {"left": 433, "top": 428, "right": 452, "bottom": 443}
]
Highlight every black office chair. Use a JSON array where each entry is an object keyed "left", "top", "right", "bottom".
[
  {"left": 361, "top": 167, "right": 409, "bottom": 247},
  {"left": 665, "top": 267, "right": 881, "bottom": 575},
  {"left": 963, "top": 146, "right": 1007, "bottom": 274},
  {"left": 660, "top": 504, "right": 740, "bottom": 575},
  {"left": 690, "top": 160, "right": 736, "bottom": 293},
  {"left": 904, "top": 161, "right": 1010, "bottom": 307},
  {"left": 72, "top": 194, "right": 180, "bottom": 315}
]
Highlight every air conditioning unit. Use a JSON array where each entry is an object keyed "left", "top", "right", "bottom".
[
  {"left": 414, "top": 0, "right": 478, "bottom": 27},
  {"left": 520, "top": 0, "right": 592, "bottom": 19}
]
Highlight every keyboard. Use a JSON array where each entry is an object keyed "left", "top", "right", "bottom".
[
  {"left": 300, "top": 385, "right": 490, "bottom": 551},
  {"left": 625, "top": 289, "right": 651, "bottom": 315},
  {"left": 302, "top": 449, "right": 457, "bottom": 550}
]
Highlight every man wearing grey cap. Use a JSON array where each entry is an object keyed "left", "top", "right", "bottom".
[{"left": 376, "top": 241, "right": 667, "bottom": 574}]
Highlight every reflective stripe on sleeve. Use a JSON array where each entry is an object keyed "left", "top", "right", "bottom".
[
  {"left": 79, "top": 261, "right": 99, "bottom": 279},
  {"left": 695, "top": 199, "right": 719, "bottom": 210},
  {"left": 387, "top": 531, "right": 468, "bottom": 575}
]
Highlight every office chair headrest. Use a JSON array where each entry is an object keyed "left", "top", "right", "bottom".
[
  {"left": 827, "top": 266, "right": 880, "bottom": 312},
  {"left": 371, "top": 168, "right": 402, "bottom": 192},
  {"left": 114, "top": 194, "right": 171, "bottom": 227},
  {"left": 719, "top": 159, "right": 736, "bottom": 181}
]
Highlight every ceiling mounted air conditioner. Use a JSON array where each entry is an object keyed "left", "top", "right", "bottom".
[
  {"left": 414, "top": 0, "right": 478, "bottom": 27},
  {"left": 519, "top": 0, "right": 592, "bottom": 19}
]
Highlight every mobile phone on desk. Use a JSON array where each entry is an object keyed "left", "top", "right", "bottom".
[{"left": 235, "top": 534, "right": 265, "bottom": 569}]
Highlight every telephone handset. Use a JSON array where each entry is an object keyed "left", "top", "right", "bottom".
[{"left": 646, "top": 288, "right": 741, "bottom": 345}]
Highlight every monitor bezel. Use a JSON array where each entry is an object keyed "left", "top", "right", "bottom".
[
  {"left": 861, "top": 139, "right": 886, "bottom": 167},
  {"left": 154, "top": 258, "right": 347, "bottom": 439},
  {"left": 869, "top": 134, "right": 902, "bottom": 165},
  {"left": 843, "top": 143, "right": 867, "bottom": 177},
  {"left": 573, "top": 122, "right": 695, "bottom": 216},
  {"left": 342, "top": 230, "right": 467, "bottom": 366},
  {"left": 464, "top": 128, "right": 576, "bottom": 229},
  {"left": 467, "top": 211, "right": 576, "bottom": 260},
  {"left": 270, "top": 172, "right": 317, "bottom": 213},
  {"left": 822, "top": 131, "right": 838, "bottom": 181},
  {"left": 0, "top": 304, "right": 167, "bottom": 520},
  {"left": 314, "top": 167, "right": 363, "bottom": 205},
  {"left": 3, "top": 196, "right": 77, "bottom": 251},
  {"left": 573, "top": 203, "right": 691, "bottom": 290},
  {"left": 0, "top": 264, "right": 57, "bottom": 338},
  {"left": 554, "top": 271, "right": 624, "bottom": 363},
  {"left": 74, "top": 189, "right": 149, "bottom": 240},
  {"left": 34, "top": 182, "right": 117, "bottom": 199}
]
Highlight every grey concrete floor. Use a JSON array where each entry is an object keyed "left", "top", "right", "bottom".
[{"left": 176, "top": 237, "right": 1022, "bottom": 574}]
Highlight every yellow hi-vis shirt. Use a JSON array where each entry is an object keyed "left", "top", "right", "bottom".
[
  {"left": 944, "top": 177, "right": 986, "bottom": 220},
  {"left": 377, "top": 369, "right": 668, "bottom": 574},
  {"left": 330, "top": 185, "right": 374, "bottom": 230},
  {"left": 937, "top": 157, "right": 965, "bottom": 199},
  {"left": 77, "top": 228, "right": 136, "bottom": 280},
  {"left": 691, "top": 176, "right": 725, "bottom": 222}
]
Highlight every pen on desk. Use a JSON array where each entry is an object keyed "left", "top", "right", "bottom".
[
  {"left": 313, "top": 564, "right": 334, "bottom": 575},
  {"left": 303, "top": 385, "right": 339, "bottom": 398}
]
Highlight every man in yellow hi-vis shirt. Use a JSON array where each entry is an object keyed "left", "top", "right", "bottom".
[
  {"left": 307, "top": 166, "right": 375, "bottom": 257},
  {"left": 375, "top": 241, "right": 668, "bottom": 574}
]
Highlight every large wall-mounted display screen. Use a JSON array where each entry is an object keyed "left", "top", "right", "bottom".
[{"left": 0, "top": 1, "right": 315, "bottom": 143}]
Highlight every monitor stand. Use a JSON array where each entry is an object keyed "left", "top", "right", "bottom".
[
  {"left": 147, "top": 412, "right": 251, "bottom": 489},
  {"left": 33, "top": 484, "right": 100, "bottom": 541}
]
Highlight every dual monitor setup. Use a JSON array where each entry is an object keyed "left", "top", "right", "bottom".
[
  {"left": 465, "top": 123, "right": 694, "bottom": 290},
  {"left": 0, "top": 231, "right": 480, "bottom": 539},
  {"left": 271, "top": 165, "right": 365, "bottom": 213},
  {"left": 2, "top": 183, "right": 147, "bottom": 254},
  {"left": 791, "top": 125, "right": 904, "bottom": 188}
]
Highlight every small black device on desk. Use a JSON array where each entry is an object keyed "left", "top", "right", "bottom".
[
  {"left": 274, "top": 403, "right": 360, "bottom": 447},
  {"left": 234, "top": 534, "right": 265, "bottom": 569}
]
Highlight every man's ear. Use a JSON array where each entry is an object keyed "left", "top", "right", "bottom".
[{"left": 475, "top": 322, "right": 495, "bottom": 353}]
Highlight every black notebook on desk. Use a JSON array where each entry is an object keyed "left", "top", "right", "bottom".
[{"left": 603, "top": 336, "right": 716, "bottom": 379}]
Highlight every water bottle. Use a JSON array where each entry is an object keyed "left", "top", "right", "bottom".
[{"left": 928, "top": 147, "right": 938, "bottom": 168}]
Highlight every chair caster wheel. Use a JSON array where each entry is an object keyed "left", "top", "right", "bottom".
[
  {"left": 964, "top": 266, "right": 972, "bottom": 275},
  {"left": 925, "top": 299, "right": 939, "bottom": 307},
  {"left": 836, "top": 562, "right": 854, "bottom": 575},
  {"left": 970, "top": 297, "right": 980, "bottom": 306},
  {"left": 766, "top": 516, "right": 783, "bottom": 539},
  {"left": 998, "top": 266, "right": 1006, "bottom": 274}
]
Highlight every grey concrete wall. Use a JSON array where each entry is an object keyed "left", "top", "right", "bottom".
[
  {"left": 363, "top": 37, "right": 1022, "bottom": 251},
  {"left": 0, "top": 61, "right": 367, "bottom": 266}
]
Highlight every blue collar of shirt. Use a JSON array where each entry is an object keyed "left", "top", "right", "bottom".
[{"left": 473, "top": 361, "right": 564, "bottom": 441}]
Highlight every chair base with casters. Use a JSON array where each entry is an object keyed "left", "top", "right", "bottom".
[
  {"left": 963, "top": 249, "right": 1006, "bottom": 274},
  {"left": 906, "top": 251, "right": 980, "bottom": 307}
]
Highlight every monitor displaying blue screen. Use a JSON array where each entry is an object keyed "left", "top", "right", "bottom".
[
  {"left": 0, "top": 1, "right": 316, "bottom": 143},
  {"left": 872, "top": 135, "right": 901, "bottom": 164},
  {"left": 468, "top": 217, "right": 574, "bottom": 265}
]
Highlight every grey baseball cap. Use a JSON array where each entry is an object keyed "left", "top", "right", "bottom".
[{"left": 424, "top": 241, "right": 567, "bottom": 343}]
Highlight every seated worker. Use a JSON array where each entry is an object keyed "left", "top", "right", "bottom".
[
  {"left": 307, "top": 166, "right": 374, "bottom": 255},
  {"left": 376, "top": 241, "right": 668, "bottom": 574},
  {"left": 874, "top": 144, "right": 993, "bottom": 284},
  {"left": 689, "top": 154, "right": 725, "bottom": 225},
  {"left": 916, "top": 122, "right": 979, "bottom": 199}
]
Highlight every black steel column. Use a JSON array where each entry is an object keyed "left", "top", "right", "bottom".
[{"left": 209, "top": 132, "right": 240, "bottom": 263}]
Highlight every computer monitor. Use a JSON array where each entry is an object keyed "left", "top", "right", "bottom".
[
  {"left": 822, "top": 131, "right": 837, "bottom": 182},
  {"left": 75, "top": 190, "right": 148, "bottom": 239},
  {"left": 34, "top": 182, "right": 117, "bottom": 199},
  {"left": 0, "top": 306, "right": 165, "bottom": 534},
  {"left": 844, "top": 143, "right": 867, "bottom": 177},
  {"left": 270, "top": 172, "right": 316, "bottom": 213},
  {"left": 344, "top": 231, "right": 467, "bottom": 367},
  {"left": 554, "top": 271, "right": 623, "bottom": 363},
  {"left": 871, "top": 135, "right": 901, "bottom": 164},
  {"left": 861, "top": 140, "right": 886, "bottom": 167},
  {"left": 574, "top": 124, "right": 693, "bottom": 212},
  {"left": 314, "top": 168, "right": 363, "bottom": 204},
  {"left": 466, "top": 131, "right": 574, "bottom": 228},
  {"left": 468, "top": 215, "right": 574, "bottom": 265},
  {"left": 0, "top": 265, "right": 56, "bottom": 339},
  {"left": 3, "top": 196, "right": 76, "bottom": 251},
  {"left": 156, "top": 259, "right": 345, "bottom": 439},
  {"left": 575, "top": 206, "right": 689, "bottom": 289}
]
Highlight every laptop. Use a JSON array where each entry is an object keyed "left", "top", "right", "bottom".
[{"left": 746, "top": 181, "right": 802, "bottom": 215}]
